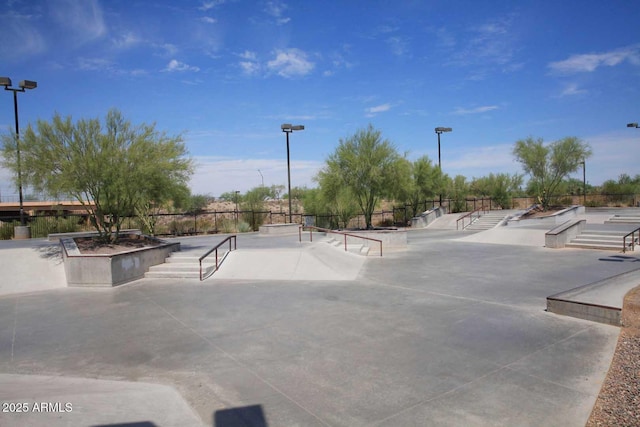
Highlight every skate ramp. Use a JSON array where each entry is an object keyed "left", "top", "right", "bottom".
[{"left": 211, "top": 243, "right": 366, "bottom": 281}]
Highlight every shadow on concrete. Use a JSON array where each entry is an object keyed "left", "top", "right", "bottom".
[
  {"left": 92, "top": 422, "right": 156, "bottom": 427},
  {"left": 599, "top": 255, "right": 640, "bottom": 263},
  {"left": 34, "top": 243, "right": 64, "bottom": 264},
  {"left": 214, "top": 404, "right": 268, "bottom": 427}
]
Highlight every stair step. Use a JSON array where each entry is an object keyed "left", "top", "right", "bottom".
[{"left": 565, "top": 243, "right": 622, "bottom": 251}]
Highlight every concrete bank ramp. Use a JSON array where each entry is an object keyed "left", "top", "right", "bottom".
[
  {"left": 211, "top": 243, "right": 366, "bottom": 281},
  {"left": 426, "top": 213, "right": 463, "bottom": 230},
  {"left": 455, "top": 226, "right": 548, "bottom": 247},
  {"left": 0, "top": 244, "right": 67, "bottom": 297}
]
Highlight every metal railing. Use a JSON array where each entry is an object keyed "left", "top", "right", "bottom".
[
  {"left": 199, "top": 235, "right": 237, "bottom": 280},
  {"left": 456, "top": 206, "right": 488, "bottom": 230},
  {"left": 623, "top": 227, "right": 640, "bottom": 253},
  {"left": 299, "top": 225, "right": 383, "bottom": 257}
]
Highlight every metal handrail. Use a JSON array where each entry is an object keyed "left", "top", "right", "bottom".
[
  {"left": 199, "top": 235, "right": 237, "bottom": 280},
  {"left": 456, "top": 206, "right": 488, "bottom": 230},
  {"left": 623, "top": 226, "right": 640, "bottom": 253},
  {"left": 299, "top": 225, "right": 383, "bottom": 256}
]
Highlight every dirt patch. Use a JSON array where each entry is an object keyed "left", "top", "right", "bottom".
[
  {"left": 75, "top": 235, "right": 161, "bottom": 255},
  {"left": 587, "top": 285, "right": 640, "bottom": 427},
  {"left": 522, "top": 206, "right": 565, "bottom": 219}
]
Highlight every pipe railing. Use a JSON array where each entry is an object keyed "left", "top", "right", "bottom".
[
  {"left": 456, "top": 206, "right": 489, "bottom": 230},
  {"left": 623, "top": 227, "right": 640, "bottom": 253},
  {"left": 299, "top": 225, "right": 383, "bottom": 257},
  {"left": 199, "top": 235, "right": 237, "bottom": 280}
]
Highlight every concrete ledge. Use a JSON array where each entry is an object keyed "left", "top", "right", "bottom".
[
  {"left": 61, "top": 237, "right": 179, "bottom": 287},
  {"left": 546, "top": 298, "right": 621, "bottom": 326},
  {"left": 49, "top": 229, "right": 141, "bottom": 242},
  {"left": 547, "top": 267, "right": 640, "bottom": 326},
  {"left": 259, "top": 223, "right": 300, "bottom": 235},
  {"left": 411, "top": 206, "right": 447, "bottom": 228},
  {"left": 545, "top": 219, "right": 586, "bottom": 248},
  {"left": 344, "top": 229, "right": 407, "bottom": 249}
]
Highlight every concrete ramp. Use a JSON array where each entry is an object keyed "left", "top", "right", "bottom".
[
  {"left": 210, "top": 243, "right": 366, "bottom": 281},
  {"left": 547, "top": 268, "right": 640, "bottom": 326},
  {"left": 456, "top": 226, "right": 547, "bottom": 247}
]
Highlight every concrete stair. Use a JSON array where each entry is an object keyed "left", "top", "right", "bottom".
[
  {"left": 145, "top": 250, "right": 228, "bottom": 279},
  {"left": 566, "top": 229, "right": 631, "bottom": 251},
  {"left": 605, "top": 214, "right": 640, "bottom": 224},
  {"left": 464, "top": 211, "right": 510, "bottom": 231},
  {"left": 324, "top": 237, "right": 370, "bottom": 256}
]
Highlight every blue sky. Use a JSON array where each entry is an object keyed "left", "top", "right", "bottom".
[{"left": 1, "top": 0, "right": 639, "bottom": 199}]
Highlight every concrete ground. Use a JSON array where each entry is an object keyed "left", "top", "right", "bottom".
[{"left": 1, "top": 214, "right": 639, "bottom": 426}]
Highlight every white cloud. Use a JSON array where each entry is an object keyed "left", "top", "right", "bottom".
[
  {"left": 201, "top": 16, "right": 217, "bottom": 24},
  {"left": 548, "top": 45, "right": 640, "bottom": 74},
  {"left": 453, "top": 105, "right": 499, "bottom": 115},
  {"left": 199, "top": 0, "right": 225, "bottom": 11},
  {"left": 365, "top": 103, "right": 392, "bottom": 116},
  {"left": 238, "top": 50, "right": 257, "bottom": 60},
  {"left": 189, "top": 156, "right": 323, "bottom": 195},
  {"left": 240, "top": 61, "right": 261, "bottom": 75},
  {"left": 164, "top": 59, "right": 200, "bottom": 72},
  {"left": 559, "top": 83, "right": 587, "bottom": 97},
  {"left": 387, "top": 36, "right": 410, "bottom": 57},
  {"left": 264, "top": 1, "right": 290, "bottom": 25},
  {"left": 49, "top": 0, "right": 106, "bottom": 44},
  {"left": 112, "top": 32, "right": 141, "bottom": 49},
  {"left": 267, "top": 48, "right": 314, "bottom": 78}
]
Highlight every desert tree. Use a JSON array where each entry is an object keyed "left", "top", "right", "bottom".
[
  {"left": 513, "top": 136, "right": 591, "bottom": 210},
  {"left": 1, "top": 109, "right": 193, "bottom": 242},
  {"left": 317, "top": 125, "right": 405, "bottom": 229}
]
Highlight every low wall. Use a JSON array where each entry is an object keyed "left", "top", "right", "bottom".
[
  {"left": 411, "top": 206, "right": 447, "bottom": 229},
  {"left": 259, "top": 223, "right": 300, "bottom": 235},
  {"left": 61, "top": 237, "right": 179, "bottom": 287},
  {"left": 545, "top": 219, "right": 586, "bottom": 248},
  {"left": 344, "top": 229, "right": 407, "bottom": 249}
]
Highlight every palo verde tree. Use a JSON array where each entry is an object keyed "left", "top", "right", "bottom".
[
  {"left": 513, "top": 136, "right": 591, "bottom": 210},
  {"left": 1, "top": 109, "right": 193, "bottom": 242},
  {"left": 317, "top": 125, "right": 404, "bottom": 229}
]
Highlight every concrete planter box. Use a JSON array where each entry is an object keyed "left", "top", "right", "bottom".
[
  {"left": 61, "top": 236, "right": 180, "bottom": 287},
  {"left": 509, "top": 205, "right": 585, "bottom": 227}
]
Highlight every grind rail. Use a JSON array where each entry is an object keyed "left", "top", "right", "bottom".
[
  {"left": 623, "top": 226, "right": 640, "bottom": 253},
  {"left": 456, "top": 206, "right": 489, "bottom": 230},
  {"left": 299, "top": 225, "right": 383, "bottom": 257},
  {"left": 199, "top": 235, "right": 237, "bottom": 280}
]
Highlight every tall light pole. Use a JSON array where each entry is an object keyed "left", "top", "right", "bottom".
[
  {"left": 627, "top": 122, "right": 639, "bottom": 129},
  {"left": 234, "top": 190, "right": 240, "bottom": 231},
  {"left": 281, "top": 123, "right": 304, "bottom": 223},
  {"left": 1, "top": 77, "right": 37, "bottom": 228},
  {"left": 581, "top": 160, "right": 586, "bottom": 206},
  {"left": 435, "top": 127, "right": 452, "bottom": 207},
  {"left": 257, "top": 169, "right": 264, "bottom": 187}
]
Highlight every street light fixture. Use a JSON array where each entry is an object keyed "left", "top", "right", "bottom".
[
  {"left": 281, "top": 123, "right": 304, "bottom": 223},
  {"left": 1, "top": 77, "right": 38, "bottom": 229},
  {"left": 257, "top": 169, "right": 264, "bottom": 187},
  {"left": 234, "top": 190, "right": 240, "bottom": 230},
  {"left": 434, "top": 127, "right": 452, "bottom": 207},
  {"left": 627, "top": 122, "right": 639, "bottom": 128},
  {"left": 581, "top": 160, "right": 586, "bottom": 206}
]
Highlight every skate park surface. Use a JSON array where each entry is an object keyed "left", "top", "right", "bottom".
[{"left": 0, "top": 208, "right": 639, "bottom": 426}]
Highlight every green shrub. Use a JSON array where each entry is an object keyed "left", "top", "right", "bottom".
[{"left": 0, "top": 221, "right": 17, "bottom": 240}]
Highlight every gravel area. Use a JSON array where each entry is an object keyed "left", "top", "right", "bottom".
[{"left": 586, "top": 285, "right": 640, "bottom": 427}]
